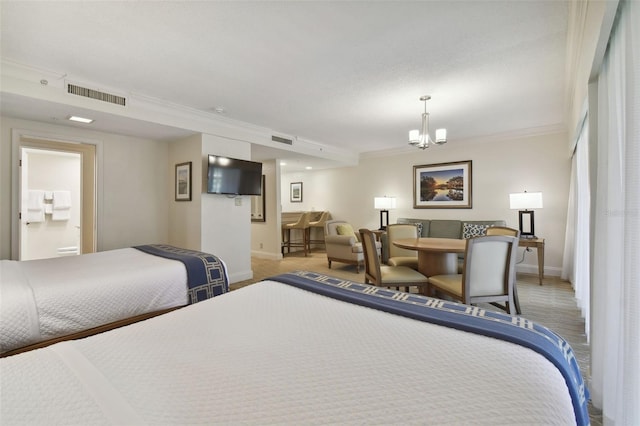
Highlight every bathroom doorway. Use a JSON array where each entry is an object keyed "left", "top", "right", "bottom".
[{"left": 17, "top": 137, "right": 96, "bottom": 260}]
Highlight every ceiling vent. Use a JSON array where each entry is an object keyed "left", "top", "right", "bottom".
[
  {"left": 67, "top": 83, "right": 126, "bottom": 106},
  {"left": 272, "top": 135, "right": 293, "bottom": 145}
]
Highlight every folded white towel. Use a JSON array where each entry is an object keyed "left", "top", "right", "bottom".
[
  {"left": 44, "top": 191, "right": 53, "bottom": 201},
  {"left": 52, "top": 191, "right": 71, "bottom": 209},
  {"left": 52, "top": 190, "right": 71, "bottom": 221},
  {"left": 44, "top": 204, "right": 53, "bottom": 214},
  {"left": 26, "top": 190, "right": 45, "bottom": 223},
  {"left": 28, "top": 190, "right": 44, "bottom": 210},
  {"left": 52, "top": 210, "right": 71, "bottom": 221}
]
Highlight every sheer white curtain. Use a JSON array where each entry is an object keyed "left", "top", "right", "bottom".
[
  {"left": 590, "top": 0, "right": 640, "bottom": 423},
  {"left": 562, "top": 121, "right": 591, "bottom": 335},
  {"left": 562, "top": 154, "right": 577, "bottom": 279}
]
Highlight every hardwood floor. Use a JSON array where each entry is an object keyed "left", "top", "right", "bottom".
[{"left": 233, "top": 249, "right": 602, "bottom": 424}]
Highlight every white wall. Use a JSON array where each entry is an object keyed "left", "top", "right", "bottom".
[
  {"left": 168, "top": 134, "right": 203, "bottom": 250},
  {"left": 281, "top": 131, "right": 570, "bottom": 277},
  {"left": 200, "top": 134, "right": 253, "bottom": 282},
  {"left": 0, "top": 116, "right": 170, "bottom": 258},
  {"left": 100, "top": 129, "right": 169, "bottom": 250}
]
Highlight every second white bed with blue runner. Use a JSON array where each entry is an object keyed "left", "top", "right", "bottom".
[{"left": 1, "top": 245, "right": 228, "bottom": 355}]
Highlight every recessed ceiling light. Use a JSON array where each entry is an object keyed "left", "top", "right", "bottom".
[
  {"left": 305, "top": 166, "right": 313, "bottom": 170},
  {"left": 280, "top": 162, "right": 287, "bottom": 166},
  {"left": 213, "top": 107, "right": 225, "bottom": 114},
  {"left": 68, "top": 115, "right": 94, "bottom": 124}
]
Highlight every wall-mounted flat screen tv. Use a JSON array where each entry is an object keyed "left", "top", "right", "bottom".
[{"left": 207, "top": 155, "right": 263, "bottom": 196}]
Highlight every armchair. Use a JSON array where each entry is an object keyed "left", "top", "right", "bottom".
[{"left": 325, "top": 220, "right": 380, "bottom": 273}]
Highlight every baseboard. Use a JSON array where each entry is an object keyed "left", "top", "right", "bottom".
[
  {"left": 516, "top": 263, "right": 561, "bottom": 277},
  {"left": 251, "top": 250, "right": 283, "bottom": 260}
]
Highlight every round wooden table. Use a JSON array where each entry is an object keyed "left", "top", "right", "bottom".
[{"left": 392, "top": 237, "right": 466, "bottom": 277}]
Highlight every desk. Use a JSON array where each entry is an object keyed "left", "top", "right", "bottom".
[
  {"left": 393, "top": 238, "right": 466, "bottom": 277},
  {"left": 519, "top": 238, "right": 545, "bottom": 285}
]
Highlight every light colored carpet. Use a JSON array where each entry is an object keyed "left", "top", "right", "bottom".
[{"left": 232, "top": 249, "right": 602, "bottom": 424}]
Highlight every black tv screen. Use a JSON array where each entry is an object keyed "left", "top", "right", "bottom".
[{"left": 207, "top": 155, "right": 263, "bottom": 196}]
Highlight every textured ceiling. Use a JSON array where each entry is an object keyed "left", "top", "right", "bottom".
[{"left": 1, "top": 1, "right": 569, "bottom": 162}]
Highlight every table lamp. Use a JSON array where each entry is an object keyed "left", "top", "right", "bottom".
[
  {"left": 374, "top": 196, "right": 396, "bottom": 231},
  {"left": 509, "top": 191, "right": 543, "bottom": 238}
]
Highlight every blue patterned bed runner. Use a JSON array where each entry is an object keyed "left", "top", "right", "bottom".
[
  {"left": 269, "top": 271, "right": 590, "bottom": 426},
  {"left": 134, "top": 244, "right": 228, "bottom": 304}
]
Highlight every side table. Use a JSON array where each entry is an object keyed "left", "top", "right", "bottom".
[{"left": 519, "top": 238, "right": 545, "bottom": 285}]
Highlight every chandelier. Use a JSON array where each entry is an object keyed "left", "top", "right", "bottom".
[{"left": 408, "top": 95, "right": 447, "bottom": 150}]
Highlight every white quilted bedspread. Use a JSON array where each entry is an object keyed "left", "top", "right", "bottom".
[
  {"left": 0, "top": 248, "right": 188, "bottom": 353},
  {"left": 0, "top": 280, "right": 576, "bottom": 425}
]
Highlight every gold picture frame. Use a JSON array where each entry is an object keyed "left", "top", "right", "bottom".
[{"left": 413, "top": 160, "right": 472, "bottom": 209}]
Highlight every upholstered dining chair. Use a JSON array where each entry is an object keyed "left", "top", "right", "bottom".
[
  {"left": 427, "top": 235, "right": 519, "bottom": 314},
  {"left": 359, "top": 228, "right": 429, "bottom": 294},
  {"left": 386, "top": 223, "right": 419, "bottom": 270},
  {"left": 485, "top": 226, "right": 522, "bottom": 314},
  {"left": 282, "top": 212, "right": 311, "bottom": 256},
  {"left": 486, "top": 226, "right": 520, "bottom": 238}
]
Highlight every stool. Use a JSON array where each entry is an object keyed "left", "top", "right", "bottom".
[
  {"left": 309, "top": 211, "right": 331, "bottom": 248},
  {"left": 282, "top": 212, "right": 311, "bottom": 256}
]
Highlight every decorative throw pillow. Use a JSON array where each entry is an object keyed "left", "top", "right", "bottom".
[
  {"left": 462, "top": 223, "right": 489, "bottom": 239},
  {"left": 413, "top": 222, "right": 424, "bottom": 237},
  {"left": 336, "top": 223, "right": 356, "bottom": 238}
]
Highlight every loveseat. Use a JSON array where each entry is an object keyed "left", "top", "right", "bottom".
[{"left": 381, "top": 218, "right": 507, "bottom": 264}]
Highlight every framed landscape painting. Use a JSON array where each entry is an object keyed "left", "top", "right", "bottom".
[{"left": 413, "top": 160, "right": 472, "bottom": 209}]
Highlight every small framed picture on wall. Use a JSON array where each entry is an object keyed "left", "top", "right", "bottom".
[
  {"left": 290, "top": 182, "right": 303, "bottom": 203},
  {"left": 175, "top": 161, "right": 192, "bottom": 201}
]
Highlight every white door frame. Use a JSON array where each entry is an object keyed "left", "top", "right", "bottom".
[{"left": 11, "top": 129, "right": 102, "bottom": 260}]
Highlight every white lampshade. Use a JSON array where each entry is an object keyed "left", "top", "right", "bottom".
[
  {"left": 509, "top": 192, "right": 543, "bottom": 209},
  {"left": 374, "top": 196, "right": 397, "bottom": 210},
  {"left": 435, "top": 128, "right": 447, "bottom": 144},
  {"left": 408, "top": 129, "right": 420, "bottom": 143}
]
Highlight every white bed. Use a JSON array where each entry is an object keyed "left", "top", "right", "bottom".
[
  {"left": 0, "top": 246, "right": 228, "bottom": 356},
  {"left": 0, "top": 271, "right": 589, "bottom": 425}
]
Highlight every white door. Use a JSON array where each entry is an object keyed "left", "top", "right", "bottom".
[
  {"left": 18, "top": 138, "right": 96, "bottom": 260},
  {"left": 21, "top": 148, "right": 82, "bottom": 260}
]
